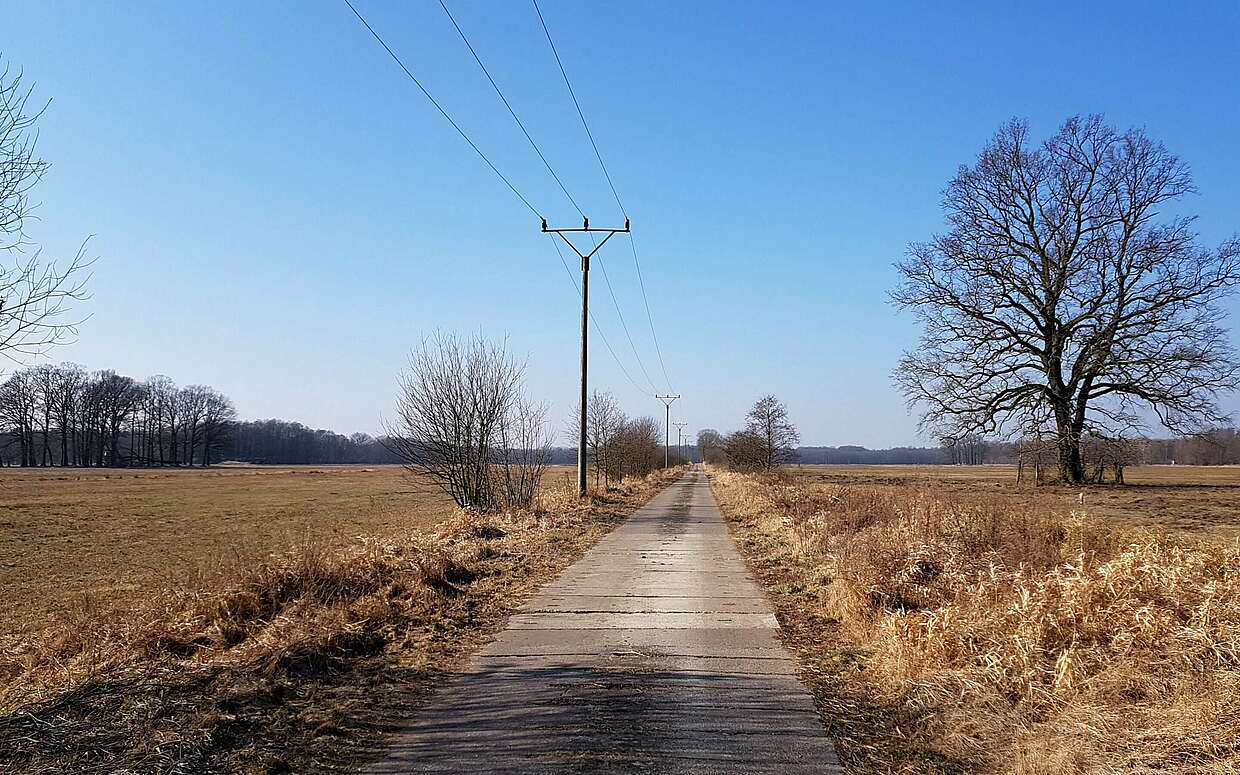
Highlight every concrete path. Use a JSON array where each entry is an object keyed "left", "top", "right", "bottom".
[{"left": 368, "top": 469, "right": 842, "bottom": 774}]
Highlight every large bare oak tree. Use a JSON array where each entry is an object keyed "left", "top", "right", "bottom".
[{"left": 893, "top": 116, "right": 1240, "bottom": 483}]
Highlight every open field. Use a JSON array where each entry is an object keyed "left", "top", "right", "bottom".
[
  {"left": 0, "top": 464, "right": 678, "bottom": 772},
  {"left": 788, "top": 464, "right": 1240, "bottom": 539},
  {"left": 0, "top": 465, "right": 470, "bottom": 637}
]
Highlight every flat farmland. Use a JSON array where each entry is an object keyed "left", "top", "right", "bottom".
[
  {"left": 0, "top": 465, "right": 471, "bottom": 636},
  {"left": 789, "top": 464, "right": 1240, "bottom": 538}
]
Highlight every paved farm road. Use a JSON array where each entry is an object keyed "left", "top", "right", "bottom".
[{"left": 368, "top": 468, "right": 842, "bottom": 774}]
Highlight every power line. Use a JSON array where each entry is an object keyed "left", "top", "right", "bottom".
[
  {"left": 437, "top": 0, "right": 582, "bottom": 217},
  {"left": 342, "top": 0, "right": 541, "bottom": 217},
  {"left": 628, "top": 232, "right": 674, "bottom": 391},
  {"left": 593, "top": 252, "right": 656, "bottom": 392},
  {"left": 531, "top": 0, "right": 625, "bottom": 216},
  {"left": 548, "top": 235, "right": 652, "bottom": 397},
  {"left": 346, "top": 0, "right": 664, "bottom": 404},
  {"left": 532, "top": 0, "right": 675, "bottom": 392},
  {"left": 441, "top": 0, "right": 656, "bottom": 394}
]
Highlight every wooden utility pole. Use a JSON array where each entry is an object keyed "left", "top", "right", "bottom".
[
  {"left": 674, "top": 421, "right": 688, "bottom": 464},
  {"left": 656, "top": 394, "right": 680, "bottom": 468},
  {"left": 542, "top": 216, "right": 630, "bottom": 497}
]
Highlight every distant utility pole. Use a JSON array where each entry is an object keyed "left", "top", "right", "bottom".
[
  {"left": 543, "top": 216, "right": 630, "bottom": 497},
  {"left": 656, "top": 394, "right": 680, "bottom": 468},
  {"left": 674, "top": 421, "right": 689, "bottom": 464}
]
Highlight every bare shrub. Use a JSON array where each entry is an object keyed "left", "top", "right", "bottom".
[
  {"left": 609, "top": 415, "right": 661, "bottom": 482},
  {"left": 567, "top": 391, "right": 662, "bottom": 489},
  {"left": 722, "top": 429, "right": 767, "bottom": 471},
  {"left": 387, "top": 333, "right": 549, "bottom": 511}
]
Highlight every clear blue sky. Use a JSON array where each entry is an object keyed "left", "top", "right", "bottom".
[{"left": 7, "top": 0, "right": 1239, "bottom": 446}]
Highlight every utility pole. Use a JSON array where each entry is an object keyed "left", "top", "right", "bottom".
[
  {"left": 674, "top": 421, "right": 688, "bottom": 465},
  {"left": 655, "top": 394, "right": 680, "bottom": 468},
  {"left": 543, "top": 216, "right": 630, "bottom": 497}
]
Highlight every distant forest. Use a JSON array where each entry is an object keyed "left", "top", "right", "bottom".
[
  {"left": 799, "top": 434, "right": 1240, "bottom": 467},
  {"left": 0, "top": 363, "right": 402, "bottom": 467},
  {"left": 2, "top": 364, "right": 1237, "bottom": 467}
]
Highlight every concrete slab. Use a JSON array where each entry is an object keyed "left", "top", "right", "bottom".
[{"left": 366, "top": 469, "right": 842, "bottom": 774}]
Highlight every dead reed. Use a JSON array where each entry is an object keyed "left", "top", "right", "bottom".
[{"left": 710, "top": 468, "right": 1240, "bottom": 774}]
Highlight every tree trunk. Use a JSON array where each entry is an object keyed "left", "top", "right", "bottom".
[
  {"left": 1051, "top": 396, "right": 1085, "bottom": 484},
  {"left": 1056, "top": 436, "right": 1083, "bottom": 484}
]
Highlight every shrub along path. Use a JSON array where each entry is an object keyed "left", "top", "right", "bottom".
[{"left": 366, "top": 468, "right": 841, "bottom": 774}]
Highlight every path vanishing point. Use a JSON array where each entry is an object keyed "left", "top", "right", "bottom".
[{"left": 369, "top": 468, "right": 843, "bottom": 773}]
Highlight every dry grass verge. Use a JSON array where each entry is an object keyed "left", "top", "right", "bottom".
[
  {"left": 0, "top": 468, "right": 683, "bottom": 774},
  {"left": 709, "top": 468, "right": 1240, "bottom": 774}
]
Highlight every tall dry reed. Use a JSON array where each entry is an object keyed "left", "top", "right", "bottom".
[{"left": 711, "top": 469, "right": 1240, "bottom": 774}]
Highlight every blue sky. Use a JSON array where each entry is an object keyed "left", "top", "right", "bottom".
[{"left": 6, "top": 0, "right": 1239, "bottom": 446}]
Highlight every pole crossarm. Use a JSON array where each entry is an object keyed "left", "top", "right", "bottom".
[{"left": 542, "top": 217, "right": 630, "bottom": 267}]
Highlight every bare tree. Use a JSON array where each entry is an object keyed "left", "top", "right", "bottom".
[
  {"left": 578, "top": 390, "right": 625, "bottom": 489},
  {"left": 179, "top": 385, "right": 209, "bottom": 465},
  {"left": 745, "top": 394, "right": 800, "bottom": 470},
  {"left": 31, "top": 363, "right": 55, "bottom": 465},
  {"left": 0, "top": 368, "right": 35, "bottom": 465},
  {"left": 144, "top": 375, "right": 178, "bottom": 465},
  {"left": 50, "top": 363, "right": 84, "bottom": 466},
  {"left": 893, "top": 116, "right": 1240, "bottom": 484},
  {"left": 95, "top": 371, "right": 141, "bottom": 466},
  {"left": 388, "top": 333, "right": 540, "bottom": 511},
  {"left": 200, "top": 388, "right": 236, "bottom": 466},
  {"left": 0, "top": 61, "right": 90, "bottom": 367},
  {"left": 696, "top": 428, "right": 726, "bottom": 465},
  {"left": 942, "top": 433, "right": 991, "bottom": 465}
]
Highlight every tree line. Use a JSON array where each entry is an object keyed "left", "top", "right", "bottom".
[
  {"left": 227, "top": 419, "right": 398, "bottom": 465},
  {"left": 0, "top": 363, "right": 236, "bottom": 467},
  {"left": 0, "top": 363, "right": 420, "bottom": 468}
]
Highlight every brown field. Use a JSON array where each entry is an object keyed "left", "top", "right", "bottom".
[
  {"left": 0, "top": 463, "right": 676, "bottom": 772},
  {"left": 0, "top": 465, "right": 505, "bottom": 637},
  {"left": 788, "top": 464, "right": 1240, "bottom": 539}
]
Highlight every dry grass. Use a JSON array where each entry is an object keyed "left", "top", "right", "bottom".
[
  {"left": 710, "top": 467, "right": 1240, "bottom": 774},
  {"left": 789, "top": 464, "right": 1240, "bottom": 539},
  {"left": 0, "top": 464, "right": 464, "bottom": 637},
  {"left": 0, "top": 465, "right": 683, "bottom": 773}
]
